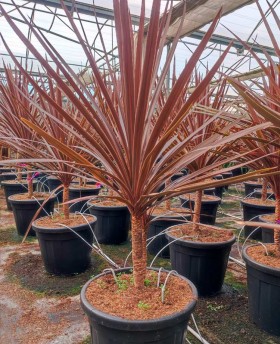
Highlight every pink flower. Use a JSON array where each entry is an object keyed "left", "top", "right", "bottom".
[
  {"left": 96, "top": 182, "right": 102, "bottom": 188},
  {"left": 275, "top": 219, "right": 280, "bottom": 224}
]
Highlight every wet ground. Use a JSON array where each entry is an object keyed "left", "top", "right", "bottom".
[{"left": 0, "top": 185, "right": 280, "bottom": 344}]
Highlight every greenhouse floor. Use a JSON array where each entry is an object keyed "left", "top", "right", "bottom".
[{"left": 1, "top": 186, "right": 280, "bottom": 344}]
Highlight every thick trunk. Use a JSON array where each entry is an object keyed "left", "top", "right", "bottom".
[
  {"left": 261, "top": 178, "right": 268, "bottom": 202},
  {"left": 131, "top": 214, "right": 147, "bottom": 289},
  {"left": 165, "top": 199, "right": 171, "bottom": 210},
  {"left": 17, "top": 169, "right": 22, "bottom": 181},
  {"left": 63, "top": 185, "right": 70, "bottom": 220},
  {"left": 274, "top": 197, "right": 280, "bottom": 255},
  {"left": 165, "top": 179, "right": 171, "bottom": 210},
  {"left": 193, "top": 190, "right": 203, "bottom": 232},
  {"left": 27, "top": 172, "right": 33, "bottom": 198}
]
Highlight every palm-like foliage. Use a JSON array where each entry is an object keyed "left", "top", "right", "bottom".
[
  {"left": 228, "top": 1, "right": 280, "bottom": 253},
  {"left": 0, "top": 67, "right": 94, "bottom": 216},
  {"left": 0, "top": 0, "right": 275, "bottom": 287}
]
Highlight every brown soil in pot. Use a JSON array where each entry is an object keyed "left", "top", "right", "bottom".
[
  {"left": 2, "top": 179, "right": 29, "bottom": 184},
  {"left": 243, "top": 198, "right": 275, "bottom": 206},
  {"left": 69, "top": 184, "right": 100, "bottom": 190},
  {"left": 9, "top": 192, "right": 53, "bottom": 201},
  {"left": 181, "top": 193, "right": 219, "bottom": 201},
  {"left": 86, "top": 270, "right": 195, "bottom": 320},
  {"left": 151, "top": 206, "right": 191, "bottom": 217},
  {"left": 168, "top": 223, "right": 234, "bottom": 243},
  {"left": 34, "top": 213, "right": 94, "bottom": 229},
  {"left": 261, "top": 214, "right": 275, "bottom": 223},
  {"left": 247, "top": 244, "right": 280, "bottom": 269},
  {"left": 89, "top": 199, "right": 126, "bottom": 207}
]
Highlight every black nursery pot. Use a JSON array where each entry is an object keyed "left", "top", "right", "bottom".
[
  {"left": 69, "top": 186, "right": 101, "bottom": 214},
  {"left": 0, "top": 172, "right": 17, "bottom": 184},
  {"left": 87, "top": 201, "right": 130, "bottom": 244},
  {"left": 221, "top": 171, "right": 233, "bottom": 191},
  {"left": 249, "top": 188, "right": 275, "bottom": 200},
  {"left": 147, "top": 213, "right": 191, "bottom": 259},
  {"left": 241, "top": 199, "right": 275, "bottom": 240},
  {"left": 32, "top": 214, "right": 97, "bottom": 275},
  {"left": 244, "top": 181, "right": 263, "bottom": 197},
  {"left": 36, "top": 173, "right": 49, "bottom": 192},
  {"left": 2, "top": 180, "right": 37, "bottom": 211},
  {"left": 166, "top": 226, "right": 235, "bottom": 296},
  {"left": 80, "top": 267, "right": 197, "bottom": 344},
  {"left": 259, "top": 215, "right": 275, "bottom": 243},
  {"left": 0, "top": 167, "right": 14, "bottom": 174},
  {"left": 179, "top": 195, "right": 221, "bottom": 225},
  {"left": 8, "top": 193, "right": 56, "bottom": 236},
  {"left": 46, "top": 177, "right": 63, "bottom": 202},
  {"left": 213, "top": 174, "right": 224, "bottom": 199},
  {"left": 243, "top": 245, "right": 280, "bottom": 336}
]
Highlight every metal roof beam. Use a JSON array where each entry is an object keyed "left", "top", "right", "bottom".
[
  {"left": 24, "top": 0, "right": 142, "bottom": 25},
  {"left": 189, "top": 30, "right": 276, "bottom": 56}
]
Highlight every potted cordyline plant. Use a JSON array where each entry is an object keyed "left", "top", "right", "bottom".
[
  {"left": 21, "top": 75, "right": 100, "bottom": 275},
  {"left": 0, "top": 67, "right": 57, "bottom": 229},
  {"left": 1, "top": 0, "right": 277, "bottom": 342},
  {"left": 163, "top": 74, "right": 252, "bottom": 296},
  {"left": 228, "top": 0, "right": 280, "bottom": 336},
  {"left": 0, "top": 67, "right": 100, "bottom": 273}
]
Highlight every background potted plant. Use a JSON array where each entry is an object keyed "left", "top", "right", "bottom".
[{"left": 229, "top": 1, "right": 280, "bottom": 335}]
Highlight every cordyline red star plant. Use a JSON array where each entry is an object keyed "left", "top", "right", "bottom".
[
  {"left": 0, "top": 67, "right": 97, "bottom": 218},
  {"left": 227, "top": 1, "right": 280, "bottom": 254},
  {"left": 0, "top": 0, "right": 277, "bottom": 288}
]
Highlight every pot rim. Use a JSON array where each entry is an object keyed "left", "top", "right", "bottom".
[
  {"left": 259, "top": 214, "right": 275, "bottom": 224},
  {"left": 8, "top": 193, "right": 56, "bottom": 204},
  {"left": 242, "top": 244, "right": 280, "bottom": 275},
  {"left": 2, "top": 179, "right": 37, "bottom": 186},
  {"left": 241, "top": 199, "right": 275, "bottom": 209},
  {"left": 87, "top": 200, "right": 128, "bottom": 211},
  {"left": 80, "top": 267, "right": 197, "bottom": 329},
  {"left": 165, "top": 224, "right": 236, "bottom": 248},
  {"left": 179, "top": 195, "right": 221, "bottom": 204},
  {"left": 69, "top": 186, "right": 101, "bottom": 192},
  {"left": 32, "top": 214, "right": 97, "bottom": 233}
]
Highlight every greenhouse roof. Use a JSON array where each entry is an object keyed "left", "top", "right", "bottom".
[{"left": 0, "top": 0, "right": 279, "bottom": 78}]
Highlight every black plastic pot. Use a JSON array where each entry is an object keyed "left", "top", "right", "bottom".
[
  {"left": 249, "top": 188, "right": 275, "bottom": 200},
  {"left": 80, "top": 267, "right": 197, "bottom": 344},
  {"left": 243, "top": 245, "right": 280, "bottom": 336},
  {"left": 0, "top": 172, "right": 17, "bottom": 184},
  {"left": 69, "top": 186, "right": 101, "bottom": 214},
  {"left": 9, "top": 193, "right": 56, "bottom": 236},
  {"left": 32, "top": 215, "right": 97, "bottom": 275},
  {"left": 204, "top": 188, "right": 215, "bottom": 196},
  {"left": 87, "top": 201, "right": 130, "bottom": 244},
  {"left": 179, "top": 195, "right": 221, "bottom": 225},
  {"left": 166, "top": 226, "right": 235, "bottom": 296},
  {"left": 231, "top": 166, "right": 249, "bottom": 177},
  {"left": 244, "top": 181, "right": 262, "bottom": 197},
  {"left": 0, "top": 168, "right": 14, "bottom": 174},
  {"left": 2, "top": 180, "right": 37, "bottom": 211},
  {"left": 213, "top": 174, "right": 224, "bottom": 199},
  {"left": 36, "top": 173, "right": 49, "bottom": 192},
  {"left": 241, "top": 199, "right": 275, "bottom": 240},
  {"left": 221, "top": 171, "right": 233, "bottom": 191},
  {"left": 147, "top": 213, "right": 191, "bottom": 258},
  {"left": 259, "top": 215, "right": 275, "bottom": 243},
  {"left": 46, "top": 177, "right": 63, "bottom": 202}
]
